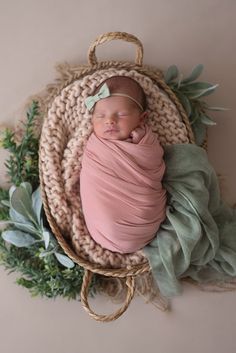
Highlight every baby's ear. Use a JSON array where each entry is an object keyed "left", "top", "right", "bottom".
[{"left": 140, "top": 111, "right": 148, "bottom": 122}]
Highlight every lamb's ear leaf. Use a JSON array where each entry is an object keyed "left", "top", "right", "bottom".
[
  {"left": 206, "top": 106, "right": 229, "bottom": 111},
  {"left": 1, "top": 230, "right": 37, "bottom": 247},
  {"left": 20, "top": 182, "right": 32, "bottom": 196},
  {"left": 32, "top": 187, "right": 42, "bottom": 224},
  {"left": 182, "top": 64, "right": 204, "bottom": 84},
  {"left": 186, "top": 84, "right": 219, "bottom": 99},
  {"left": 1, "top": 200, "right": 10, "bottom": 207},
  {"left": 192, "top": 121, "right": 207, "bottom": 146},
  {"left": 39, "top": 250, "right": 51, "bottom": 258},
  {"left": 200, "top": 115, "right": 216, "bottom": 126},
  {"left": 9, "top": 185, "right": 17, "bottom": 199},
  {"left": 8, "top": 208, "right": 37, "bottom": 234},
  {"left": 10, "top": 186, "right": 37, "bottom": 224},
  {"left": 10, "top": 207, "right": 32, "bottom": 224},
  {"left": 164, "top": 65, "right": 179, "bottom": 83},
  {"left": 54, "top": 252, "right": 75, "bottom": 269},
  {"left": 176, "top": 92, "right": 192, "bottom": 117},
  {"left": 181, "top": 81, "right": 215, "bottom": 91},
  {"left": 42, "top": 230, "right": 50, "bottom": 249}
]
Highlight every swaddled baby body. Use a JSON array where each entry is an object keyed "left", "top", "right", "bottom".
[{"left": 80, "top": 76, "right": 166, "bottom": 253}]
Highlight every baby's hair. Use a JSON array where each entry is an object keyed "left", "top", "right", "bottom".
[{"left": 94, "top": 76, "right": 147, "bottom": 111}]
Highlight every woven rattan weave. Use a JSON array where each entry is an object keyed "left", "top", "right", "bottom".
[{"left": 39, "top": 32, "right": 195, "bottom": 321}]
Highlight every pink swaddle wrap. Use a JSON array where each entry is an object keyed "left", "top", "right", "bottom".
[{"left": 80, "top": 125, "right": 166, "bottom": 253}]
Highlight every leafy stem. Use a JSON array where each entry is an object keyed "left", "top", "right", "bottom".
[
  {"left": 1, "top": 182, "right": 75, "bottom": 269},
  {"left": 164, "top": 64, "right": 225, "bottom": 145},
  {"left": 0, "top": 101, "right": 97, "bottom": 300},
  {"left": 1, "top": 101, "right": 40, "bottom": 189}
]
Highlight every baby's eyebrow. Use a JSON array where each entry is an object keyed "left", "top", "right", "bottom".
[{"left": 93, "top": 110, "right": 105, "bottom": 114}]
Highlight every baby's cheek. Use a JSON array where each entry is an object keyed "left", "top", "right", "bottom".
[{"left": 92, "top": 120, "right": 100, "bottom": 131}]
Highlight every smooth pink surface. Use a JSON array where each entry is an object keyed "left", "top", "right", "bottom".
[{"left": 80, "top": 125, "right": 166, "bottom": 253}]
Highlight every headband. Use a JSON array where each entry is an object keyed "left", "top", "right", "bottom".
[{"left": 85, "top": 83, "right": 144, "bottom": 112}]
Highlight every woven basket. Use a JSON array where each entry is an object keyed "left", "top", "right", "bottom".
[{"left": 39, "top": 32, "right": 195, "bottom": 322}]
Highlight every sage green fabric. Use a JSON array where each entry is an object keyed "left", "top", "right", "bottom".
[{"left": 144, "top": 144, "right": 236, "bottom": 297}]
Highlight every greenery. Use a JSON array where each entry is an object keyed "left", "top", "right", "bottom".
[
  {"left": 0, "top": 66, "right": 223, "bottom": 300},
  {"left": 0, "top": 102, "right": 96, "bottom": 299},
  {"left": 0, "top": 188, "right": 9, "bottom": 220},
  {"left": 164, "top": 64, "right": 226, "bottom": 145},
  {"left": 1, "top": 101, "right": 40, "bottom": 189},
  {"left": 1, "top": 182, "right": 75, "bottom": 269},
  {"left": 0, "top": 237, "right": 86, "bottom": 299}
]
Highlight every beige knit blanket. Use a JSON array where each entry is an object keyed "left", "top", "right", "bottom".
[{"left": 40, "top": 68, "right": 190, "bottom": 268}]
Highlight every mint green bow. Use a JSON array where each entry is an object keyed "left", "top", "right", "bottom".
[{"left": 85, "top": 83, "right": 110, "bottom": 111}]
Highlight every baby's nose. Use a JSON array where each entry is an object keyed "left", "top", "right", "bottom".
[{"left": 105, "top": 115, "right": 117, "bottom": 124}]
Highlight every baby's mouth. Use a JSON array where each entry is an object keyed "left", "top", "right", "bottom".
[{"left": 105, "top": 128, "right": 119, "bottom": 133}]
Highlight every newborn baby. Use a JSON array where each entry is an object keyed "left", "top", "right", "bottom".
[{"left": 80, "top": 76, "right": 166, "bottom": 253}]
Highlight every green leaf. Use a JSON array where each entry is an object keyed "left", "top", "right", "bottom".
[
  {"left": 2, "top": 219, "right": 38, "bottom": 235},
  {"left": 1, "top": 200, "right": 10, "bottom": 207},
  {"left": 10, "top": 207, "right": 32, "bottom": 225},
  {"left": 206, "top": 106, "right": 229, "bottom": 111},
  {"left": 8, "top": 208, "right": 38, "bottom": 234},
  {"left": 17, "top": 278, "right": 34, "bottom": 289},
  {"left": 21, "top": 182, "right": 32, "bottom": 196},
  {"left": 164, "top": 65, "right": 179, "bottom": 83},
  {"left": 200, "top": 115, "right": 216, "bottom": 126},
  {"left": 41, "top": 226, "right": 58, "bottom": 248},
  {"left": 185, "top": 84, "right": 219, "bottom": 99},
  {"left": 1, "top": 102, "right": 40, "bottom": 189},
  {"left": 181, "top": 81, "right": 216, "bottom": 91},
  {"left": 177, "top": 73, "right": 184, "bottom": 89},
  {"left": 54, "top": 252, "right": 75, "bottom": 269},
  {"left": 32, "top": 187, "right": 42, "bottom": 224},
  {"left": 176, "top": 92, "right": 192, "bottom": 117},
  {"left": 1, "top": 230, "right": 38, "bottom": 247},
  {"left": 9, "top": 185, "right": 17, "bottom": 199},
  {"left": 39, "top": 249, "right": 55, "bottom": 258},
  {"left": 182, "top": 64, "right": 204, "bottom": 84},
  {"left": 42, "top": 230, "right": 50, "bottom": 249},
  {"left": 39, "top": 250, "right": 49, "bottom": 258},
  {"left": 189, "top": 104, "right": 200, "bottom": 125},
  {"left": 189, "top": 106, "right": 200, "bottom": 125},
  {"left": 10, "top": 186, "right": 37, "bottom": 225},
  {"left": 192, "top": 121, "right": 207, "bottom": 146}
]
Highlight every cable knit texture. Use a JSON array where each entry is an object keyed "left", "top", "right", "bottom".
[{"left": 40, "top": 68, "right": 190, "bottom": 268}]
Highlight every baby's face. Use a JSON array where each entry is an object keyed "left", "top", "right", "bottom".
[{"left": 92, "top": 96, "right": 146, "bottom": 140}]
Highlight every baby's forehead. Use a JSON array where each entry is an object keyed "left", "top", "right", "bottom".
[
  {"left": 95, "top": 76, "right": 139, "bottom": 93},
  {"left": 93, "top": 95, "right": 137, "bottom": 111}
]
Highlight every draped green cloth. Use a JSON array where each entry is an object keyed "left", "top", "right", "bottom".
[{"left": 144, "top": 144, "right": 236, "bottom": 297}]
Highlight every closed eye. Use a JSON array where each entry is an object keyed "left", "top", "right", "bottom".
[
  {"left": 94, "top": 114, "right": 105, "bottom": 118},
  {"left": 117, "top": 112, "right": 129, "bottom": 117}
]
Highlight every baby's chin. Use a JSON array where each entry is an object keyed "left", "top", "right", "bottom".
[{"left": 95, "top": 131, "right": 130, "bottom": 141}]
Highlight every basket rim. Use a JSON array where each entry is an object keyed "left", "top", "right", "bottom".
[{"left": 39, "top": 60, "right": 195, "bottom": 278}]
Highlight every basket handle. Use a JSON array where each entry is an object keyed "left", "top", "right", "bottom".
[
  {"left": 80, "top": 269, "right": 135, "bottom": 322},
  {"left": 87, "top": 31, "right": 143, "bottom": 66}
]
